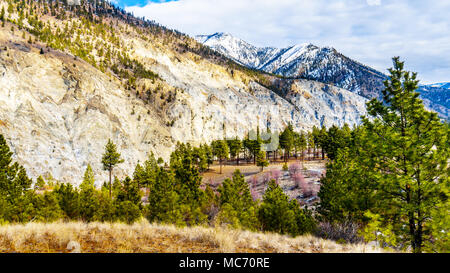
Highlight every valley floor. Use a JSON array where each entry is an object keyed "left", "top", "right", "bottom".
[
  {"left": 0, "top": 220, "right": 386, "bottom": 253},
  {"left": 201, "top": 158, "right": 326, "bottom": 207}
]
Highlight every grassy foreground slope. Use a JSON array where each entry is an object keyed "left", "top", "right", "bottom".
[{"left": 0, "top": 220, "right": 387, "bottom": 253}]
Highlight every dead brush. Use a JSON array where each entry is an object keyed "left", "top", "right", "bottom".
[{"left": 0, "top": 220, "right": 386, "bottom": 253}]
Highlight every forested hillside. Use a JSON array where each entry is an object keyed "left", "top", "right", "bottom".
[{"left": 0, "top": 0, "right": 447, "bottom": 254}]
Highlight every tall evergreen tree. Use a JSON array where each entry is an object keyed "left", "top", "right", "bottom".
[
  {"left": 359, "top": 57, "right": 449, "bottom": 253},
  {"left": 256, "top": 150, "right": 269, "bottom": 172},
  {"left": 212, "top": 140, "right": 229, "bottom": 174},
  {"left": 101, "top": 139, "right": 124, "bottom": 198},
  {"left": 319, "top": 57, "right": 449, "bottom": 253},
  {"left": 258, "top": 180, "right": 315, "bottom": 236},
  {"left": 227, "top": 138, "right": 242, "bottom": 165},
  {"left": 170, "top": 143, "right": 207, "bottom": 225},
  {"left": 147, "top": 166, "right": 183, "bottom": 225},
  {"left": 81, "top": 163, "right": 95, "bottom": 191},
  {"left": 0, "top": 134, "right": 32, "bottom": 202},
  {"left": 279, "top": 124, "right": 294, "bottom": 162},
  {"left": 217, "top": 170, "right": 258, "bottom": 230},
  {"left": 54, "top": 183, "right": 80, "bottom": 220},
  {"left": 317, "top": 125, "right": 328, "bottom": 160}
]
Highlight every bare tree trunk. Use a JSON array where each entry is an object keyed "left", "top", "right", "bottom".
[{"left": 109, "top": 168, "right": 112, "bottom": 198}]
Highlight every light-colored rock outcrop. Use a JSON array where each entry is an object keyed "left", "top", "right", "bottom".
[{"left": 0, "top": 20, "right": 367, "bottom": 184}]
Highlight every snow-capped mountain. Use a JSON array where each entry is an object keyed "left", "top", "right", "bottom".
[
  {"left": 421, "top": 82, "right": 450, "bottom": 90},
  {"left": 195, "top": 32, "right": 387, "bottom": 99},
  {"left": 195, "top": 33, "right": 283, "bottom": 69},
  {"left": 197, "top": 33, "right": 449, "bottom": 120},
  {"left": 417, "top": 84, "right": 450, "bottom": 120}
]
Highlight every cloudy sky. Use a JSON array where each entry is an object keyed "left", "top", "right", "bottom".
[{"left": 120, "top": 0, "right": 450, "bottom": 84}]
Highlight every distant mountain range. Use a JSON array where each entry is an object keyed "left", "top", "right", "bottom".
[
  {"left": 422, "top": 82, "right": 450, "bottom": 90},
  {"left": 196, "top": 33, "right": 449, "bottom": 120},
  {"left": 195, "top": 33, "right": 387, "bottom": 99},
  {"left": 417, "top": 83, "right": 450, "bottom": 119}
]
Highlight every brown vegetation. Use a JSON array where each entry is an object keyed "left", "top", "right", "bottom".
[{"left": 0, "top": 220, "right": 387, "bottom": 253}]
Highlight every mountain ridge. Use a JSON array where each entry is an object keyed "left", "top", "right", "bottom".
[
  {"left": 195, "top": 32, "right": 387, "bottom": 99},
  {"left": 197, "top": 32, "right": 449, "bottom": 120}
]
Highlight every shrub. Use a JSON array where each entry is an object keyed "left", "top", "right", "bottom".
[
  {"left": 270, "top": 169, "right": 281, "bottom": 183},
  {"left": 115, "top": 200, "right": 141, "bottom": 224},
  {"left": 288, "top": 162, "right": 302, "bottom": 177},
  {"left": 315, "top": 221, "right": 364, "bottom": 244}
]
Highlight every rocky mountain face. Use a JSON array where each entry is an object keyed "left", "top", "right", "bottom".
[
  {"left": 417, "top": 84, "right": 450, "bottom": 120},
  {"left": 196, "top": 33, "right": 387, "bottom": 99},
  {"left": 422, "top": 82, "right": 450, "bottom": 89},
  {"left": 197, "top": 33, "right": 449, "bottom": 120},
  {"left": 0, "top": 0, "right": 368, "bottom": 184}
]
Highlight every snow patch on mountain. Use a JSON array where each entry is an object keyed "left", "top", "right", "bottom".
[{"left": 195, "top": 32, "right": 387, "bottom": 98}]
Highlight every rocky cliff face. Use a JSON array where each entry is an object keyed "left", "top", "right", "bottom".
[
  {"left": 0, "top": 34, "right": 173, "bottom": 185},
  {"left": 0, "top": 0, "right": 368, "bottom": 184}
]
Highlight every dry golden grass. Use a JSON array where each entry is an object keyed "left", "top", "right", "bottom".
[{"left": 0, "top": 220, "right": 388, "bottom": 253}]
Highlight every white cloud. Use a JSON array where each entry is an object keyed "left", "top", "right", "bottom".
[
  {"left": 126, "top": 0, "right": 450, "bottom": 83},
  {"left": 367, "top": 0, "right": 381, "bottom": 6}
]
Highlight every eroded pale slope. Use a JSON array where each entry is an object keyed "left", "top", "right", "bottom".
[
  {"left": 0, "top": 6, "right": 367, "bottom": 183},
  {"left": 0, "top": 32, "right": 172, "bottom": 185}
]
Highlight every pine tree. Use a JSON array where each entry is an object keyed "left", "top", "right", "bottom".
[
  {"left": 170, "top": 143, "right": 206, "bottom": 225},
  {"left": 317, "top": 125, "right": 328, "bottom": 160},
  {"left": 212, "top": 140, "right": 229, "bottom": 174},
  {"left": 256, "top": 150, "right": 269, "bottom": 172},
  {"left": 217, "top": 170, "right": 258, "bottom": 230},
  {"left": 132, "top": 162, "right": 144, "bottom": 188},
  {"left": 32, "top": 191, "right": 63, "bottom": 222},
  {"left": 101, "top": 139, "right": 124, "bottom": 198},
  {"left": 192, "top": 146, "right": 208, "bottom": 172},
  {"left": 0, "top": 135, "right": 32, "bottom": 202},
  {"left": 279, "top": 124, "right": 294, "bottom": 162},
  {"left": 116, "top": 176, "right": 141, "bottom": 206},
  {"left": 80, "top": 163, "right": 95, "bottom": 191},
  {"left": 201, "top": 143, "right": 213, "bottom": 169},
  {"left": 79, "top": 184, "right": 100, "bottom": 222},
  {"left": 359, "top": 57, "right": 449, "bottom": 253},
  {"left": 147, "top": 166, "right": 183, "bottom": 225},
  {"left": 318, "top": 146, "right": 376, "bottom": 223},
  {"left": 322, "top": 124, "right": 351, "bottom": 160},
  {"left": 227, "top": 138, "right": 242, "bottom": 165},
  {"left": 35, "top": 175, "right": 46, "bottom": 190},
  {"left": 140, "top": 152, "right": 159, "bottom": 188},
  {"left": 54, "top": 183, "right": 80, "bottom": 220},
  {"left": 319, "top": 57, "right": 449, "bottom": 253},
  {"left": 311, "top": 126, "right": 321, "bottom": 159},
  {"left": 258, "top": 180, "right": 313, "bottom": 236}
]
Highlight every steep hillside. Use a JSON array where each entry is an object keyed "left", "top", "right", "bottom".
[
  {"left": 0, "top": 0, "right": 367, "bottom": 183},
  {"left": 196, "top": 33, "right": 387, "bottom": 98}
]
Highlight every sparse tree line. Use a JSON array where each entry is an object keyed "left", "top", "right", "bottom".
[
  {"left": 0, "top": 136, "right": 317, "bottom": 237},
  {"left": 186, "top": 124, "right": 342, "bottom": 175}
]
